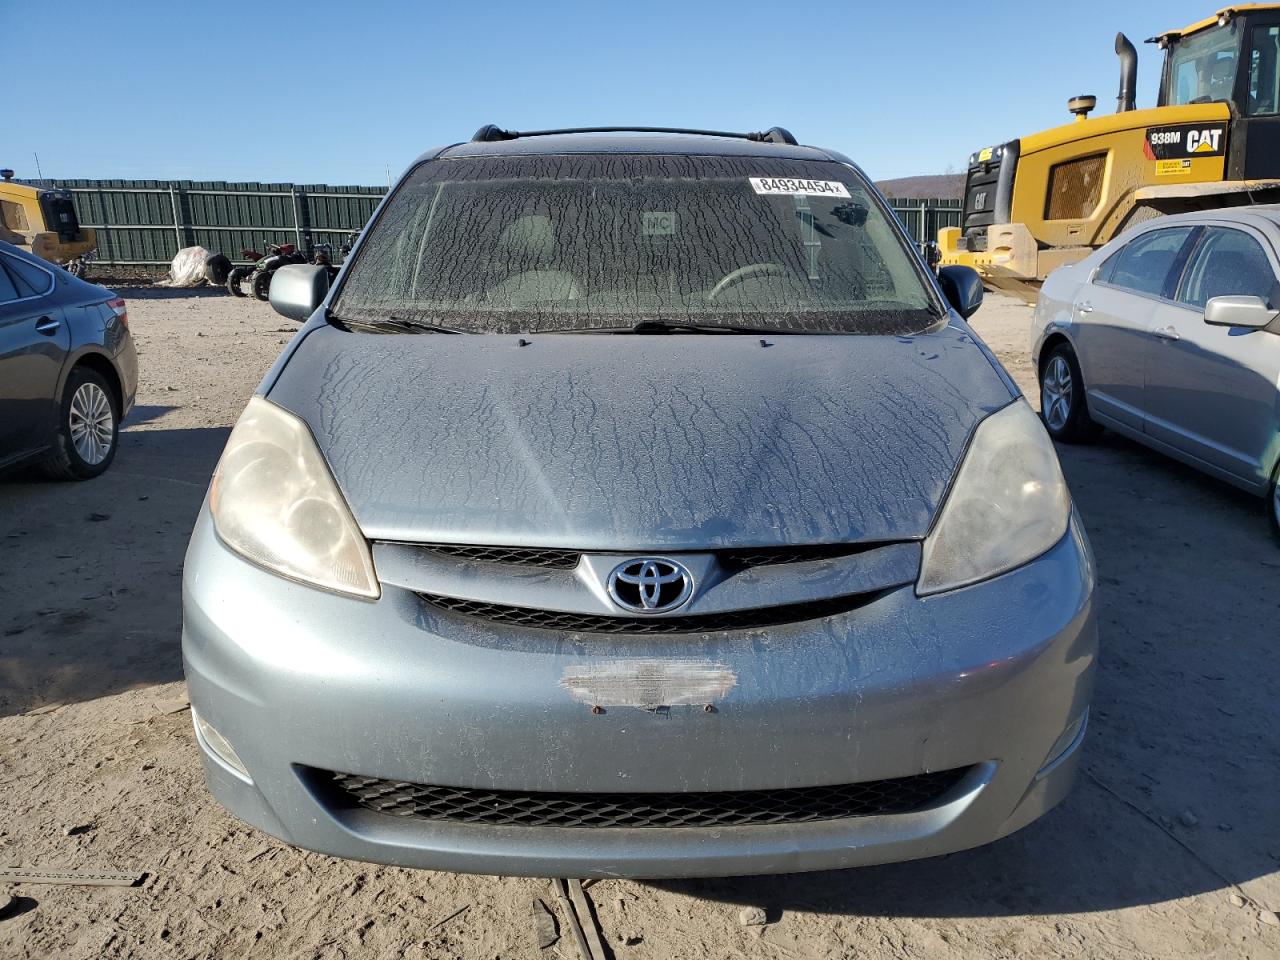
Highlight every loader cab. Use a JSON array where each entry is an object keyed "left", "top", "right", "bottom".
[{"left": 1156, "top": 6, "right": 1280, "bottom": 179}]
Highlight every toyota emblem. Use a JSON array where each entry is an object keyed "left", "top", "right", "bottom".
[{"left": 606, "top": 558, "right": 694, "bottom": 614}]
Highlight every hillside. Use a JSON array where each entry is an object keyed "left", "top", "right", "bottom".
[{"left": 875, "top": 173, "right": 965, "bottom": 200}]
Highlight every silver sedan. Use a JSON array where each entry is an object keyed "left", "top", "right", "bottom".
[{"left": 1033, "top": 207, "right": 1280, "bottom": 538}]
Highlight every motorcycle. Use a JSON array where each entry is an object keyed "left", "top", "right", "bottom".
[
  {"left": 225, "top": 243, "right": 307, "bottom": 300},
  {"left": 311, "top": 241, "right": 337, "bottom": 282},
  {"left": 311, "top": 232, "right": 358, "bottom": 283}
]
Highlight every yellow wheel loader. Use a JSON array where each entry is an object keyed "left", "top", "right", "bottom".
[
  {"left": 0, "top": 169, "right": 96, "bottom": 277},
  {"left": 939, "top": 5, "right": 1280, "bottom": 300}
]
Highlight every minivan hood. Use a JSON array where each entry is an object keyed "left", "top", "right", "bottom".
[{"left": 267, "top": 324, "right": 1014, "bottom": 549}]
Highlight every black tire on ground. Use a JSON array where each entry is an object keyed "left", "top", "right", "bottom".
[
  {"left": 251, "top": 270, "right": 272, "bottom": 301},
  {"left": 1038, "top": 342, "right": 1102, "bottom": 443},
  {"left": 39, "top": 366, "right": 120, "bottom": 481},
  {"left": 204, "top": 253, "right": 232, "bottom": 286},
  {"left": 67, "top": 259, "right": 88, "bottom": 279},
  {"left": 226, "top": 266, "right": 251, "bottom": 297}
]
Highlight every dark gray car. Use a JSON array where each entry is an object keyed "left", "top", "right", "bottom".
[
  {"left": 0, "top": 240, "right": 137, "bottom": 478},
  {"left": 184, "top": 127, "right": 1097, "bottom": 878}
]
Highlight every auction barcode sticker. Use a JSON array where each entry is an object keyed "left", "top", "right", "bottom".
[{"left": 749, "top": 177, "right": 850, "bottom": 198}]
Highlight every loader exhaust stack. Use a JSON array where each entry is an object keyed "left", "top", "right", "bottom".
[{"left": 1116, "top": 32, "right": 1138, "bottom": 112}]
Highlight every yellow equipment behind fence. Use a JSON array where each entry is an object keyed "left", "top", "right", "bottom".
[
  {"left": 941, "top": 5, "right": 1280, "bottom": 301},
  {"left": 0, "top": 170, "right": 96, "bottom": 275}
]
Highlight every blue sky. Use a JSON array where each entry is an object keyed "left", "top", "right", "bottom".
[{"left": 6, "top": 0, "right": 1219, "bottom": 185}]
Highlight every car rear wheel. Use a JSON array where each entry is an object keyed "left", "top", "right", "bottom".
[
  {"left": 1039, "top": 344, "right": 1101, "bottom": 443},
  {"left": 40, "top": 367, "right": 120, "bottom": 480},
  {"left": 1269, "top": 464, "right": 1280, "bottom": 543}
]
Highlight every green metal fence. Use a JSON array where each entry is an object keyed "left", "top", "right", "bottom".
[
  {"left": 34, "top": 179, "right": 962, "bottom": 268},
  {"left": 34, "top": 179, "right": 386, "bottom": 267},
  {"left": 890, "top": 197, "right": 963, "bottom": 246}
]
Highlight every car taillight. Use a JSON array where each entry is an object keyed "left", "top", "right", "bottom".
[{"left": 107, "top": 297, "right": 128, "bottom": 329}]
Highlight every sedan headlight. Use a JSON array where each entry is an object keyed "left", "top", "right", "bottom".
[
  {"left": 918, "top": 401, "right": 1070, "bottom": 596},
  {"left": 209, "top": 396, "right": 379, "bottom": 599}
]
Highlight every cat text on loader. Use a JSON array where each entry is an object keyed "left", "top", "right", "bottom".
[
  {"left": 939, "top": 5, "right": 1280, "bottom": 301},
  {"left": 0, "top": 169, "right": 96, "bottom": 277}
]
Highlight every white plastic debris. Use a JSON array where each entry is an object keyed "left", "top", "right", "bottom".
[{"left": 159, "top": 246, "right": 212, "bottom": 287}]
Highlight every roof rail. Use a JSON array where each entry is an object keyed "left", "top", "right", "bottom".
[{"left": 470, "top": 124, "right": 798, "bottom": 145}]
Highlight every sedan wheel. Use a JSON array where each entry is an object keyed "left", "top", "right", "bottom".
[
  {"left": 40, "top": 366, "right": 121, "bottom": 480},
  {"left": 1271, "top": 468, "right": 1280, "bottom": 541},
  {"left": 1038, "top": 344, "right": 1100, "bottom": 443},
  {"left": 1041, "top": 355, "right": 1073, "bottom": 433},
  {"left": 69, "top": 381, "right": 115, "bottom": 465}
]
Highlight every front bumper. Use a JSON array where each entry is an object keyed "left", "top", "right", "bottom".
[
  {"left": 938, "top": 224, "right": 1040, "bottom": 281},
  {"left": 31, "top": 230, "right": 96, "bottom": 264},
  {"left": 182, "top": 509, "right": 1097, "bottom": 878},
  {"left": 937, "top": 225, "right": 1095, "bottom": 303}
]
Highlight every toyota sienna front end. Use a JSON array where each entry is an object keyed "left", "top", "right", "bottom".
[{"left": 182, "top": 125, "right": 1096, "bottom": 878}]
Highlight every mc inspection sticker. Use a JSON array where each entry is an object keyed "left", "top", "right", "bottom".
[
  {"left": 641, "top": 211, "right": 677, "bottom": 236},
  {"left": 749, "top": 177, "right": 850, "bottom": 198}
]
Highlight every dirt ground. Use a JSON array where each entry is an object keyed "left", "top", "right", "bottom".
[{"left": 1, "top": 288, "right": 1278, "bottom": 960}]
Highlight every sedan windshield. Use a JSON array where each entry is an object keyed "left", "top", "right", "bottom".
[{"left": 334, "top": 154, "right": 939, "bottom": 334}]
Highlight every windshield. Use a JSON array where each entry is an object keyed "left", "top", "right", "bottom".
[
  {"left": 334, "top": 154, "right": 938, "bottom": 335},
  {"left": 1166, "top": 23, "right": 1241, "bottom": 105}
]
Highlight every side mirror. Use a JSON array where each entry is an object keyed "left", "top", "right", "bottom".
[
  {"left": 937, "top": 265, "right": 984, "bottom": 319},
  {"left": 1204, "top": 295, "right": 1278, "bottom": 329},
  {"left": 268, "top": 264, "right": 330, "bottom": 323}
]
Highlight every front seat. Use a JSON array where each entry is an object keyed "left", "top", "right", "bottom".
[{"left": 485, "top": 214, "right": 582, "bottom": 305}]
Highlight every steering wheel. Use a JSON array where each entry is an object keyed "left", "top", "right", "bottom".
[{"left": 708, "top": 262, "right": 786, "bottom": 301}]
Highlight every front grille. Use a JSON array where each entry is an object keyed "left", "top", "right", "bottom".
[
  {"left": 417, "top": 543, "right": 580, "bottom": 568},
  {"left": 409, "top": 542, "right": 879, "bottom": 571},
  {"left": 1045, "top": 153, "right": 1105, "bottom": 221},
  {"left": 320, "top": 767, "right": 971, "bottom": 828},
  {"left": 419, "top": 591, "right": 880, "bottom": 634}
]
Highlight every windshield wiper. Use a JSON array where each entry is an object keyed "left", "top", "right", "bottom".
[
  {"left": 571, "top": 319, "right": 816, "bottom": 335},
  {"left": 333, "top": 314, "right": 463, "bottom": 334}
]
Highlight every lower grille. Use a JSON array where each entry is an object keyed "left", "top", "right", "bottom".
[
  {"left": 419, "top": 591, "right": 881, "bottom": 634},
  {"left": 320, "top": 767, "right": 971, "bottom": 829}
]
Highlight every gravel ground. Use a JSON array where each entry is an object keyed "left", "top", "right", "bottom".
[{"left": 1, "top": 288, "right": 1277, "bottom": 959}]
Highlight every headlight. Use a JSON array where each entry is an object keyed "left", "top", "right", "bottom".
[
  {"left": 918, "top": 401, "right": 1070, "bottom": 596},
  {"left": 209, "top": 396, "right": 379, "bottom": 599}
]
